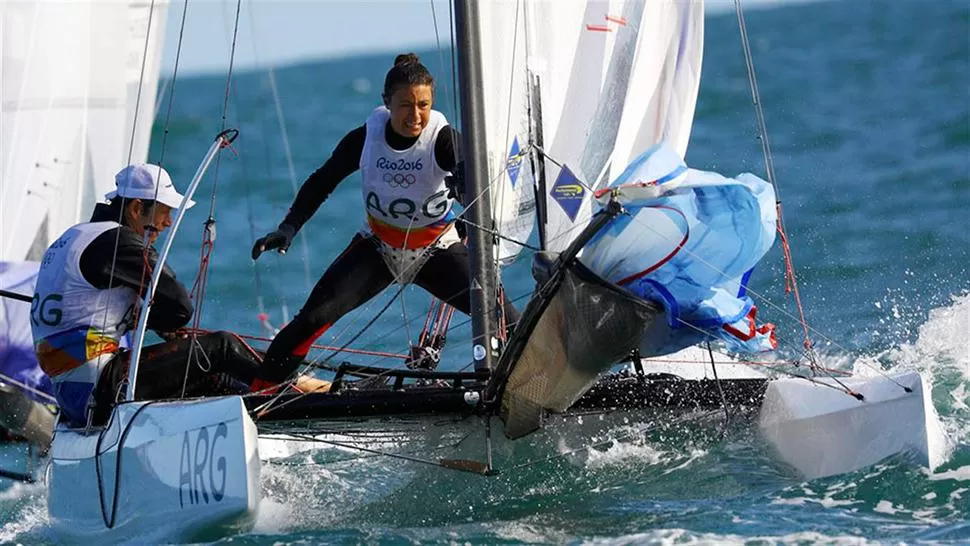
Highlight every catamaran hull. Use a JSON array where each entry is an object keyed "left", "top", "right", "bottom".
[
  {"left": 249, "top": 361, "right": 943, "bottom": 482},
  {"left": 758, "top": 369, "right": 946, "bottom": 479},
  {"left": 47, "top": 396, "right": 260, "bottom": 543}
]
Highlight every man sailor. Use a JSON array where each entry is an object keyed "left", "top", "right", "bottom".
[{"left": 30, "top": 163, "right": 328, "bottom": 427}]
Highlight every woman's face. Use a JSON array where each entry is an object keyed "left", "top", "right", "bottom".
[{"left": 387, "top": 84, "right": 433, "bottom": 138}]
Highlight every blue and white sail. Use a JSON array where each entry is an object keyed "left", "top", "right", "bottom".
[{"left": 582, "top": 143, "right": 778, "bottom": 356}]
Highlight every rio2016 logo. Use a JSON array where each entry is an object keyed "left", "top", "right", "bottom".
[{"left": 376, "top": 157, "right": 423, "bottom": 171}]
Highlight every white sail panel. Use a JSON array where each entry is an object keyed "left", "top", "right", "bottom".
[
  {"left": 611, "top": 0, "right": 703, "bottom": 170},
  {"left": 525, "top": 0, "right": 610, "bottom": 252},
  {"left": 0, "top": 1, "right": 167, "bottom": 262},
  {"left": 478, "top": 0, "right": 536, "bottom": 265},
  {"left": 527, "top": 0, "right": 704, "bottom": 252}
]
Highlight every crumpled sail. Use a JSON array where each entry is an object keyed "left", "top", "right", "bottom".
[{"left": 581, "top": 143, "right": 778, "bottom": 356}]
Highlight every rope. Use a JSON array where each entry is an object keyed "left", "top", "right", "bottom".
[
  {"left": 733, "top": 0, "right": 817, "bottom": 370},
  {"left": 0, "top": 372, "right": 58, "bottom": 404},
  {"left": 180, "top": 0, "right": 244, "bottom": 397}
]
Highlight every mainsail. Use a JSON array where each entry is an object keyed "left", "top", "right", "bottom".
[
  {"left": 480, "top": 1, "right": 703, "bottom": 261},
  {"left": 0, "top": 0, "right": 167, "bottom": 261},
  {"left": 524, "top": 1, "right": 703, "bottom": 252}
]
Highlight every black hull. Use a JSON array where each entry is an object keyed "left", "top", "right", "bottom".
[{"left": 246, "top": 372, "right": 768, "bottom": 424}]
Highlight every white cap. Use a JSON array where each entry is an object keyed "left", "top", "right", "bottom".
[{"left": 106, "top": 163, "right": 195, "bottom": 210}]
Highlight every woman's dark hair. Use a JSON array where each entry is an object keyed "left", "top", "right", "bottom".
[{"left": 382, "top": 53, "right": 434, "bottom": 105}]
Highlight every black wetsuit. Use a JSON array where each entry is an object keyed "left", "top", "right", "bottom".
[
  {"left": 82, "top": 204, "right": 261, "bottom": 421},
  {"left": 255, "top": 122, "right": 518, "bottom": 384}
]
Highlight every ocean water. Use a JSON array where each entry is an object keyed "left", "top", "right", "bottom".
[{"left": 2, "top": 0, "right": 969, "bottom": 544}]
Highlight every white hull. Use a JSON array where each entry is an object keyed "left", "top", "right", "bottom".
[
  {"left": 47, "top": 396, "right": 260, "bottom": 543},
  {"left": 642, "top": 350, "right": 946, "bottom": 479},
  {"left": 758, "top": 369, "right": 946, "bottom": 479}
]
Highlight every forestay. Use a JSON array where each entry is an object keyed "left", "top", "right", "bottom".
[{"left": 0, "top": 1, "right": 167, "bottom": 262}]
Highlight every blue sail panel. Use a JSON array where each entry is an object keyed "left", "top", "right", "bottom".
[
  {"left": 582, "top": 143, "right": 778, "bottom": 356},
  {"left": 0, "top": 261, "right": 54, "bottom": 404}
]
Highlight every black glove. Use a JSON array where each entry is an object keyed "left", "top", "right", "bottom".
[
  {"left": 444, "top": 166, "right": 466, "bottom": 206},
  {"left": 252, "top": 224, "right": 296, "bottom": 260}
]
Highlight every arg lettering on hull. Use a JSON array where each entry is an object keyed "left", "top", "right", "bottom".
[{"left": 179, "top": 422, "right": 229, "bottom": 508}]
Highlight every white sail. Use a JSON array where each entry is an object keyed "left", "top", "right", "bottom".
[
  {"left": 478, "top": 1, "right": 537, "bottom": 265},
  {"left": 0, "top": 0, "right": 168, "bottom": 262},
  {"left": 521, "top": 0, "right": 704, "bottom": 252}
]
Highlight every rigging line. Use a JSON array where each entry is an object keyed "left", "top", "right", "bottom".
[
  {"left": 668, "top": 307, "right": 863, "bottom": 394},
  {"left": 98, "top": 0, "right": 188, "bottom": 356},
  {"left": 122, "top": 0, "right": 157, "bottom": 169},
  {"left": 449, "top": 0, "right": 461, "bottom": 130},
  {"left": 243, "top": 0, "right": 292, "bottom": 333},
  {"left": 269, "top": 433, "right": 487, "bottom": 475},
  {"left": 245, "top": 0, "right": 309, "bottom": 292},
  {"left": 208, "top": 0, "right": 243, "bottom": 212},
  {"left": 429, "top": 0, "right": 459, "bottom": 136},
  {"left": 665, "top": 312, "right": 867, "bottom": 398},
  {"left": 531, "top": 144, "right": 596, "bottom": 192},
  {"left": 706, "top": 341, "right": 732, "bottom": 426},
  {"left": 456, "top": 218, "right": 541, "bottom": 252},
  {"left": 266, "top": 67, "right": 312, "bottom": 293},
  {"left": 0, "top": 372, "right": 58, "bottom": 404},
  {"left": 733, "top": 0, "right": 815, "bottom": 366},
  {"left": 185, "top": 0, "right": 245, "bottom": 378}
]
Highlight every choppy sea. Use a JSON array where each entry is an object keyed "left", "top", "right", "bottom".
[{"left": 2, "top": 0, "right": 969, "bottom": 544}]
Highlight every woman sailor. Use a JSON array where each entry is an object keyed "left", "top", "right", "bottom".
[{"left": 251, "top": 53, "right": 518, "bottom": 391}]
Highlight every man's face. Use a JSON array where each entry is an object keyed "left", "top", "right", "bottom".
[{"left": 127, "top": 200, "right": 173, "bottom": 244}]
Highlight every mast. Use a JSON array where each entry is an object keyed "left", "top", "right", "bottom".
[{"left": 454, "top": 0, "right": 498, "bottom": 373}]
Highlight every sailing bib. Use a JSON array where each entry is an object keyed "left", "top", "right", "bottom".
[
  {"left": 359, "top": 106, "right": 455, "bottom": 249},
  {"left": 31, "top": 221, "right": 138, "bottom": 424}
]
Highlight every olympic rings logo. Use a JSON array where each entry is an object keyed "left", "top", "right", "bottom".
[{"left": 383, "top": 172, "right": 417, "bottom": 188}]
